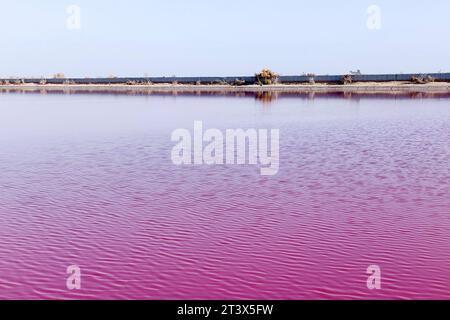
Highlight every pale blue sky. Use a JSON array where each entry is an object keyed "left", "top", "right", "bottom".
[{"left": 1, "top": 0, "right": 449, "bottom": 77}]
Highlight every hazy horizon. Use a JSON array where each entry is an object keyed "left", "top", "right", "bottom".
[{"left": 1, "top": 0, "right": 450, "bottom": 78}]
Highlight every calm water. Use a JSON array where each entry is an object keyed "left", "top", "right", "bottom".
[{"left": 0, "top": 90, "right": 449, "bottom": 300}]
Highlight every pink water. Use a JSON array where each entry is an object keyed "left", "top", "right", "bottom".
[{"left": 0, "top": 91, "right": 449, "bottom": 300}]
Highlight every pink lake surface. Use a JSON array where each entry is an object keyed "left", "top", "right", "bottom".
[{"left": 0, "top": 91, "right": 449, "bottom": 300}]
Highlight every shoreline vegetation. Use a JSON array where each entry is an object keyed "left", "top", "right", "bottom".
[{"left": 1, "top": 69, "right": 450, "bottom": 93}]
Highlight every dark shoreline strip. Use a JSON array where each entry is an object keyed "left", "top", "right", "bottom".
[
  {"left": 2, "top": 87, "right": 450, "bottom": 100},
  {"left": 1, "top": 72, "right": 450, "bottom": 85}
]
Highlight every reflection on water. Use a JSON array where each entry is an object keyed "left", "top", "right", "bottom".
[
  {"left": 255, "top": 91, "right": 279, "bottom": 104},
  {"left": 2, "top": 87, "right": 450, "bottom": 105},
  {"left": 0, "top": 91, "right": 450, "bottom": 300}
]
